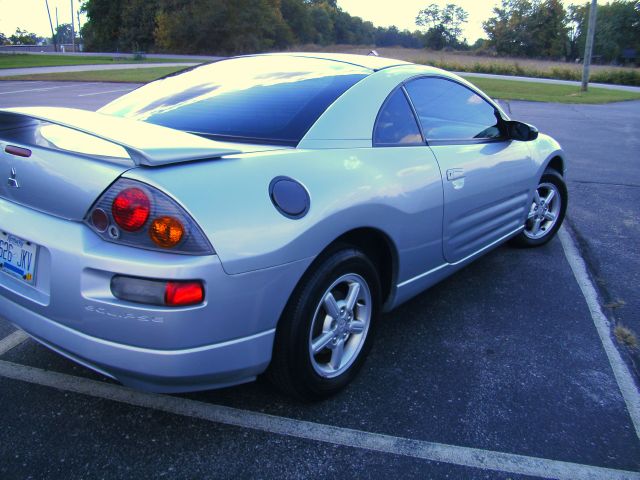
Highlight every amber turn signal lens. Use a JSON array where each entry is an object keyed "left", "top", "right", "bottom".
[{"left": 149, "top": 216, "right": 184, "bottom": 248}]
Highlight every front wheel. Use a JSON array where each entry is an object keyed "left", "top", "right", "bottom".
[
  {"left": 267, "top": 248, "right": 381, "bottom": 401},
  {"left": 511, "top": 169, "right": 568, "bottom": 247}
]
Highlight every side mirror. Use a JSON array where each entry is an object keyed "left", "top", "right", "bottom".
[{"left": 506, "top": 121, "right": 538, "bottom": 141}]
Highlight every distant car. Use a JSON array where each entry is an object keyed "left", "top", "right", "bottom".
[{"left": 0, "top": 53, "right": 567, "bottom": 399}]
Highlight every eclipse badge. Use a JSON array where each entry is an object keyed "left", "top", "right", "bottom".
[{"left": 7, "top": 167, "right": 19, "bottom": 188}]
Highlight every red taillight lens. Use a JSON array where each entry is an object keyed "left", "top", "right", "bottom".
[
  {"left": 111, "top": 187, "right": 150, "bottom": 232},
  {"left": 165, "top": 281, "right": 204, "bottom": 306}
]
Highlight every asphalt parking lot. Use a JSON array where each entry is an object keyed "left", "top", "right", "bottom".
[{"left": 0, "top": 81, "right": 639, "bottom": 479}]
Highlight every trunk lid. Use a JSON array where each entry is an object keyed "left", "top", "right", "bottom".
[{"left": 0, "top": 108, "right": 282, "bottom": 220}]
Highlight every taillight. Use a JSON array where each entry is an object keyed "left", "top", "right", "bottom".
[
  {"left": 111, "top": 275, "right": 204, "bottom": 307},
  {"left": 149, "top": 216, "right": 184, "bottom": 249},
  {"left": 85, "top": 178, "right": 214, "bottom": 255},
  {"left": 112, "top": 187, "right": 150, "bottom": 231}
]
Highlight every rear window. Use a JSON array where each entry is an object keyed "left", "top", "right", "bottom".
[{"left": 99, "top": 56, "right": 369, "bottom": 146}]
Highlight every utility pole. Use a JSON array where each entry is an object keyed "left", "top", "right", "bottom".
[
  {"left": 581, "top": 0, "right": 598, "bottom": 92},
  {"left": 77, "top": 10, "right": 82, "bottom": 50},
  {"left": 45, "top": 0, "right": 57, "bottom": 52},
  {"left": 70, "top": 0, "right": 76, "bottom": 53}
]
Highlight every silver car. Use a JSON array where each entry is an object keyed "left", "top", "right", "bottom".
[{"left": 0, "top": 53, "right": 567, "bottom": 400}]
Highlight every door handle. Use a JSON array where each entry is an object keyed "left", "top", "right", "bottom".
[{"left": 446, "top": 168, "right": 465, "bottom": 181}]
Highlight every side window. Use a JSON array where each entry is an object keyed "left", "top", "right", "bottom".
[
  {"left": 373, "top": 88, "right": 423, "bottom": 147},
  {"left": 404, "top": 78, "right": 502, "bottom": 142}
]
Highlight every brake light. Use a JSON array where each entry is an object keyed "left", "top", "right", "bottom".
[
  {"left": 165, "top": 281, "right": 204, "bottom": 306},
  {"left": 112, "top": 187, "right": 150, "bottom": 231}
]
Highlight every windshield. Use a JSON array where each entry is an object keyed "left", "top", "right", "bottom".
[{"left": 99, "top": 56, "right": 370, "bottom": 146}]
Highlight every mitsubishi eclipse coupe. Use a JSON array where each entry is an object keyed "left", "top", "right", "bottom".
[{"left": 0, "top": 53, "right": 567, "bottom": 400}]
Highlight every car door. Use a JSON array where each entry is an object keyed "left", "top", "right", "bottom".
[
  {"left": 404, "top": 76, "right": 535, "bottom": 264},
  {"left": 372, "top": 85, "right": 445, "bottom": 282}
]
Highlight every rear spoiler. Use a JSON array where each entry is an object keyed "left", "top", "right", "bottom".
[{"left": 0, "top": 107, "right": 241, "bottom": 166}]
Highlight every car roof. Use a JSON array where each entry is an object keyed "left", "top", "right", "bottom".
[{"left": 250, "top": 52, "right": 411, "bottom": 71}]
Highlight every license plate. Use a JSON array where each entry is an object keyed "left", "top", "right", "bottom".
[{"left": 0, "top": 230, "right": 38, "bottom": 285}]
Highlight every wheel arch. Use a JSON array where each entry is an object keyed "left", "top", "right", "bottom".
[
  {"left": 290, "top": 226, "right": 399, "bottom": 313},
  {"left": 545, "top": 155, "right": 565, "bottom": 176},
  {"left": 331, "top": 227, "right": 399, "bottom": 309}
]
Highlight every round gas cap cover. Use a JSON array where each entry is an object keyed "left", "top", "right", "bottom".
[{"left": 269, "top": 177, "right": 310, "bottom": 219}]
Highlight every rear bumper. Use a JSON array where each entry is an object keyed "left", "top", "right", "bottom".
[
  {"left": 0, "top": 197, "right": 312, "bottom": 392},
  {"left": 1, "top": 294, "right": 274, "bottom": 392}
]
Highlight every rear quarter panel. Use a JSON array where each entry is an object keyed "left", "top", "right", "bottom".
[{"left": 124, "top": 146, "right": 445, "bottom": 284}]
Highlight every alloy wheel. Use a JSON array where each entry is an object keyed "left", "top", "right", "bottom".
[
  {"left": 308, "top": 273, "right": 372, "bottom": 378},
  {"left": 524, "top": 182, "right": 562, "bottom": 240}
]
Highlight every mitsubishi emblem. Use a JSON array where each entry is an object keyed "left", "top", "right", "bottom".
[{"left": 8, "top": 167, "right": 19, "bottom": 188}]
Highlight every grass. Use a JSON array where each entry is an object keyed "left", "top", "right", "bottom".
[
  {"left": 0, "top": 66, "right": 187, "bottom": 83},
  {"left": 462, "top": 76, "right": 640, "bottom": 104},
  {"left": 2, "top": 65, "right": 639, "bottom": 104},
  {"left": 291, "top": 45, "right": 640, "bottom": 86},
  {"left": 615, "top": 325, "right": 638, "bottom": 349},
  {"left": 0, "top": 53, "right": 198, "bottom": 69}
]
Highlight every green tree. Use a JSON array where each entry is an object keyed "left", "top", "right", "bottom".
[
  {"left": 527, "top": 0, "right": 567, "bottom": 57},
  {"left": 155, "top": 0, "right": 292, "bottom": 54},
  {"left": 120, "top": 0, "right": 160, "bottom": 51},
  {"left": 0, "top": 32, "right": 7, "bottom": 45},
  {"left": 309, "top": 2, "right": 335, "bottom": 45},
  {"left": 569, "top": 0, "right": 640, "bottom": 63},
  {"left": 80, "top": 0, "right": 124, "bottom": 51},
  {"left": 483, "top": 0, "right": 568, "bottom": 58},
  {"left": 54, "top": 23, "right": 78, "bottom": 44},
  {"left": 416, "top": 3, "right": 468, "bottom": 49},
  {"left": 281, "top": 0, "right": 316, "bottom": 44},
  {"left": 80, "top": 0, "right": 425, "bottom": 54},
  {"left": 9, "top": 28, "right": 39, "bottom": 45}
]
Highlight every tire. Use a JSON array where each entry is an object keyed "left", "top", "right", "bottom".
[
  {"left": 267, "top": 247, "right": 381, "bottom": 401},
  {"left": 511, "top": 169, "right": 568, "bottom": 248}
]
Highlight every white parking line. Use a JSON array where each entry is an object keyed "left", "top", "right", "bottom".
[
  {"left": 0, "top": 84, "right": 81, "bottom": 95},
  {"left": 0, "top": 81, "right": 45, "bottom": 87},
  {"left": 0, "top": 358, "right": 637, "bottom": 479},
  {"left": 559, "top": 226, "right": 640, "bottom": 439},
  {"left": 0, "top": 86, "right": 64, "bottom": 95},
  {"left": 77, "top": 89, "right": 135, "bottom": 97},
  {"left": 0, "top": 227, "right": 638, "bottom": 477},
  {"left": 0, "top": 330, "right": 29, "bottom": 356}
]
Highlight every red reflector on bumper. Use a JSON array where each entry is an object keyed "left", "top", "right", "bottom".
[
  {"left": 5, "top": 145, "right": 32, "bottom": 157},
  {"left": 111, "top": 276, "right": 204, "bottom": 307},
  {"left": 165, "top": 281, "right": 204, "bottom": 306}
]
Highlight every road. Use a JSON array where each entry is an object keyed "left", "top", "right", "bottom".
[
  {"left": 0, "top": 82, "right": 639, "bottom": 479},
  {"left": 501, "top": 98, "right": 640, "bottom": 378}
]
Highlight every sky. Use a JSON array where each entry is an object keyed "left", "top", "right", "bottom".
[
  {"left": 1, "top": 0, "right": 588, "bottom": 43},
  {"left": 0, "top": 0, "right": 87, "bottom": 37}
]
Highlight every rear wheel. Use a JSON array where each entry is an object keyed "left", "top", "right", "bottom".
[
  {"left": 511, "top": 169, "right": 567, "bottom": 247},
  {"left": 267, "top": 247, "right": 381, "bottom": 401}
]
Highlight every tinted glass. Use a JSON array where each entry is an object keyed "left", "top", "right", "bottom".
[
  {"left": 374, "top": 88, "right": 423, "bottom": 146},
  {"left": 99, "top": 57, "right": 369, "bottom": 146},
  {"left": 405, "top": 78, "right": 502, "bottom": 141}
]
